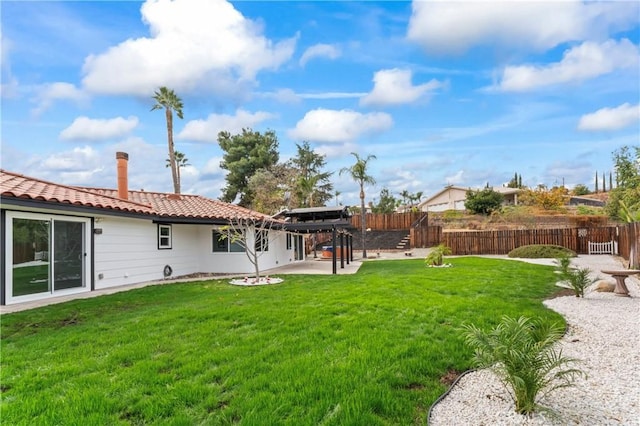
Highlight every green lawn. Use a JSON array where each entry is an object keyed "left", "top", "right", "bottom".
[{"left": 0, "top": 257, "right": 563, "bottom": 425}]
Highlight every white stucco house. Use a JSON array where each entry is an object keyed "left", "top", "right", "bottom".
[
  {"left": 1, "top": 153, "right": 305, "bottom": 306},
  {"left": 418, "top": 185, "right": 522, "bottom": 212}
]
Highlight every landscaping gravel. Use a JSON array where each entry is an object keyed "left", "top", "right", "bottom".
[{"left": 429, "top": 255, "right": 640, "bottom": 426}]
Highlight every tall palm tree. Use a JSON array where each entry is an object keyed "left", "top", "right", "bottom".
[
  {"left": 152, "top": 87, "right": 184, "bottom": 193},
  {"left": 165, "top": 150, "right": 190, "bottom": 190},
  {"left": 340, "top": 152, "right": 376, "bottom": 258}
]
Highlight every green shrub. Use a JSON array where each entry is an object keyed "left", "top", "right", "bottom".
[
  {"left": 462, "top": 316, "right": 584, "bottom": 415},
  {"left": 425, "top": 244, "right": 452, "bottom": 266},
  {"left": 508, "top": 245, "right": 576, "bottom": 259},
  {"left": 576, "top": 206, "right": 605, "bottom": 215}
]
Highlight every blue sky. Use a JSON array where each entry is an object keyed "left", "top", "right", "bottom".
[{"left": 2, "top": 0, "right": 639, "bottom": 207}]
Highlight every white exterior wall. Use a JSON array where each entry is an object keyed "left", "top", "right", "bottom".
[
  {"left": 3, "top": 204, "right": 299, "bottom": 305},
  {"left": 94, "top": 217, "right": 201, "bottom": 289},
  {"left": 421, "top": 188, "right": 468, "bottom": 212},
  {"left": 196, "top": 228, "right": 298, "bottom": 274}
]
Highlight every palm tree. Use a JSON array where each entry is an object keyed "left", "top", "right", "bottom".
[
  {"left": 165, "top": 150, "right": 190, "bottom": 190},
  {"left": 152, "top": 87, "right": 184, "bottom": 193},
  {"left": 340, "top": 152, "right": 376, "bottom": 258}
]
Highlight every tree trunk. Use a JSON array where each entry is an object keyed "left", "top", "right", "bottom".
[
  {"left": 166, "top": 108, "right": 180, "bottom": 194},
  {"left": 360, "top": 186, "right": 367, "bottom": 258}
]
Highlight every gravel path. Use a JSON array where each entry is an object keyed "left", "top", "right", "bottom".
[{"left": 429, "top": 255, "right": 640, "bottom": 426}]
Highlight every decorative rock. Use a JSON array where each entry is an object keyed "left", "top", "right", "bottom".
[{"left": 593, "top": 280, "right": 615, "bottom": 292}]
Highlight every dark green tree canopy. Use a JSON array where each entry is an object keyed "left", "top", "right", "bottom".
[
  {"left": 606, "top": 145, "right": 640, "bottom": 220},
  {"left": 464, "top": 187, "right": 505, "bottom": 215},
  {"left": 218, "top": 128, "right": 279, "bottom": 207},
  {"left": 372, "top": 188, "right": 397, "bottom": 214},
  {"left": 291, "top": 141, "right": 333, "bottom": 207}
]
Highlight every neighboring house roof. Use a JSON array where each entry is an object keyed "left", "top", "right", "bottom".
[{"left": 1, "top": 170, "right": 275, "bottom": 222}]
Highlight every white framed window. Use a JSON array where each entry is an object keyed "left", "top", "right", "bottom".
[
  {"left": 158, "top": 224, "right": 172, "bottom": 249},
  {"left": 212, "top": 230, "right": 244, "bottom": 253}
]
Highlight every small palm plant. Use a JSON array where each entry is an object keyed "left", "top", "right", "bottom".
[
  {"left": 566, "top": 267, "right": 597, "bottom": 298},
  {"left": 555, "top": 256, "right": 597, "bottom": 297},
  {"left": 554, "top": 255, "right": 573, "bottom": 282},
  {"left": 462, "top": 316, "right": 584, "bottom": 415},
  {"left": 425, "top": 244, "right": 452, "bottom": 267}
]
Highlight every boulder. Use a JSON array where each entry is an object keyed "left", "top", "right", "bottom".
[{"left": 593, "top": 280, "right": 615, "bottom": 293}]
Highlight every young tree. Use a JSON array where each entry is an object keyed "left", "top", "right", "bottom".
[
  {"left": 151, "top": 87, "right": 184, "bottom": 193},
  {"left": 217, "top": 216, "right": 278, "bottom": 281},
  {"left": 520, "top": 185, "right": 568, "bottom": 210},
  {"left": 165, "top": 150, "right": 190, "bottom": 189},
  {"left": 290, "top": 142, "right": 333, "bottom": 208},
  {"left": 340, "top": 153, "right": 376, "bottom": 258},
  {"left": 218, "top": 129, "right": 279, "bottom": 207},
  {"left": 464, "top": 187, "right": 504, "bottom": 215}
]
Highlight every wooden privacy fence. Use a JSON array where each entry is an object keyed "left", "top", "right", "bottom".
[
  {"left": 440, "top": 227, "right": 619, "bottom": 255},
  {"left": 350, "top": 212, "right": 423, "bottom": 230},
  {"left": 617, "top": 222, "right": 640, "bottom": 269},
  {"left": 410, "top": 226, "right": 442, "bottom": 248}
]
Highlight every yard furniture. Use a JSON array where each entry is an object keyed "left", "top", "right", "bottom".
[{"left": 600, "top": 270, "right": 640, "bottom": 297}]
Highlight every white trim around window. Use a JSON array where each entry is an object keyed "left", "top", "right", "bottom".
[{"left": 158, "top": 224, "right": 172, "bottom": 249}]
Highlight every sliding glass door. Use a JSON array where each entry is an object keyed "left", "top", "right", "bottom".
[
  {"left": 12, "top": 218, "right": 51, "bottom": 297},
  {"left": 7, "top": 212, "right": 89, "bottom": 303}
]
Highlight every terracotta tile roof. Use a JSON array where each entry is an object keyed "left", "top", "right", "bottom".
[
  {"left": 2, "top": 170, "right": 279, "bottom": 222},
  {"left": 0, "top": 170, "right": 153, "bottom": 214},
  {"left": 85, "top": 188, "right": 276, "bottom": 221}
]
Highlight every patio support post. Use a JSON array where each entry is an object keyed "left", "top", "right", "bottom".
[
  {"left": 345, "top": 234, "right": 350, "bottom": 265},
  {"left": 340, "top": 232, "right": 345, "bottom": 269},
  {"left": 349, "top": 235, "right": 354, "bottom": 262},
  {"left": 332, "top": 226, "right": 337, "bottom": 275}
]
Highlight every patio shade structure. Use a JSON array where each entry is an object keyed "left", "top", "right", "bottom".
[{"left": 277, "top": 206, "right": 356, "bottom": 274}]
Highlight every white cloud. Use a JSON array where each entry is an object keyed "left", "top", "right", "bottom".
[
  {"left": 445, "top": 170, "right": 465, "bottom": 185},
  {"left": 59, "top": 116, "right": 139, "bottom": 141},
  {"left": 41, "top": 146, "right": 101, "bottom": 172},
  {"left": 31, "top": 82, "right": 89, "bottom": 116},
  {"left": 407, "top": 0, "right": 639, "bottom": 54},
  {"left": 496, "top": 39, "right": 639, "bottom": 92},
  {"left": 299, "top": 43, "right": 341, "bottom": 66},
  {"left": 260, "top": 88, "right": 302, "bottom": 103},
  {"left": 81, "top": 0, "right": 297, "bottom": 96},
  {"left": 577, "top": 103, "right": 640, "bottom": 131},
  {"left": 300, "top": 92, "right": 367, "bottom": 100},
  {"left": 178, "top": 109, "right": 276, "bottom": 142},
  {"left": 288, "top": 109, "right": 393, "bottom": 143},
  {"left": 1, "top": 31, "right": 19, "bottom": 99},
  {"left": 360, "top": 68, "right": 443, "bottom": 107}
]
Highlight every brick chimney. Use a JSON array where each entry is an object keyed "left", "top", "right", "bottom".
[{"left": 116, "top": 152, "right": 129, "bottom": 200}]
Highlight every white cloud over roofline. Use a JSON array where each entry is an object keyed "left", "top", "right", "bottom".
[
  {"left": 59, "top": 116, "right": 139, "bottom": 141},
  {"left": 288, "top": 108, "right": 393, "bottom": 143},
  {"left": 178, "top": 109, "right": 276, "bottom": 143},
  {"left": 407, "top": 0, "right": 639, "bottom": 54},
  {"left": 31, "top": 82, "right": 89, "bottom": 117},
  {"left": 360, "top": 68, "right": 443, "bottom": 107},
  {"left": 577, "top": 103, "right": 640, "bottom": 131},
  {"left": 494, "top": 39, "right": 639, "bottom": 92},
  {"left": 81, "top": 0, "right": 297, "bottom": 97}
]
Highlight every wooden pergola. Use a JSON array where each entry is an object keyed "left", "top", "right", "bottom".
[{"left": 278, "top": 206, "right": 355, "bottom": 274}]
